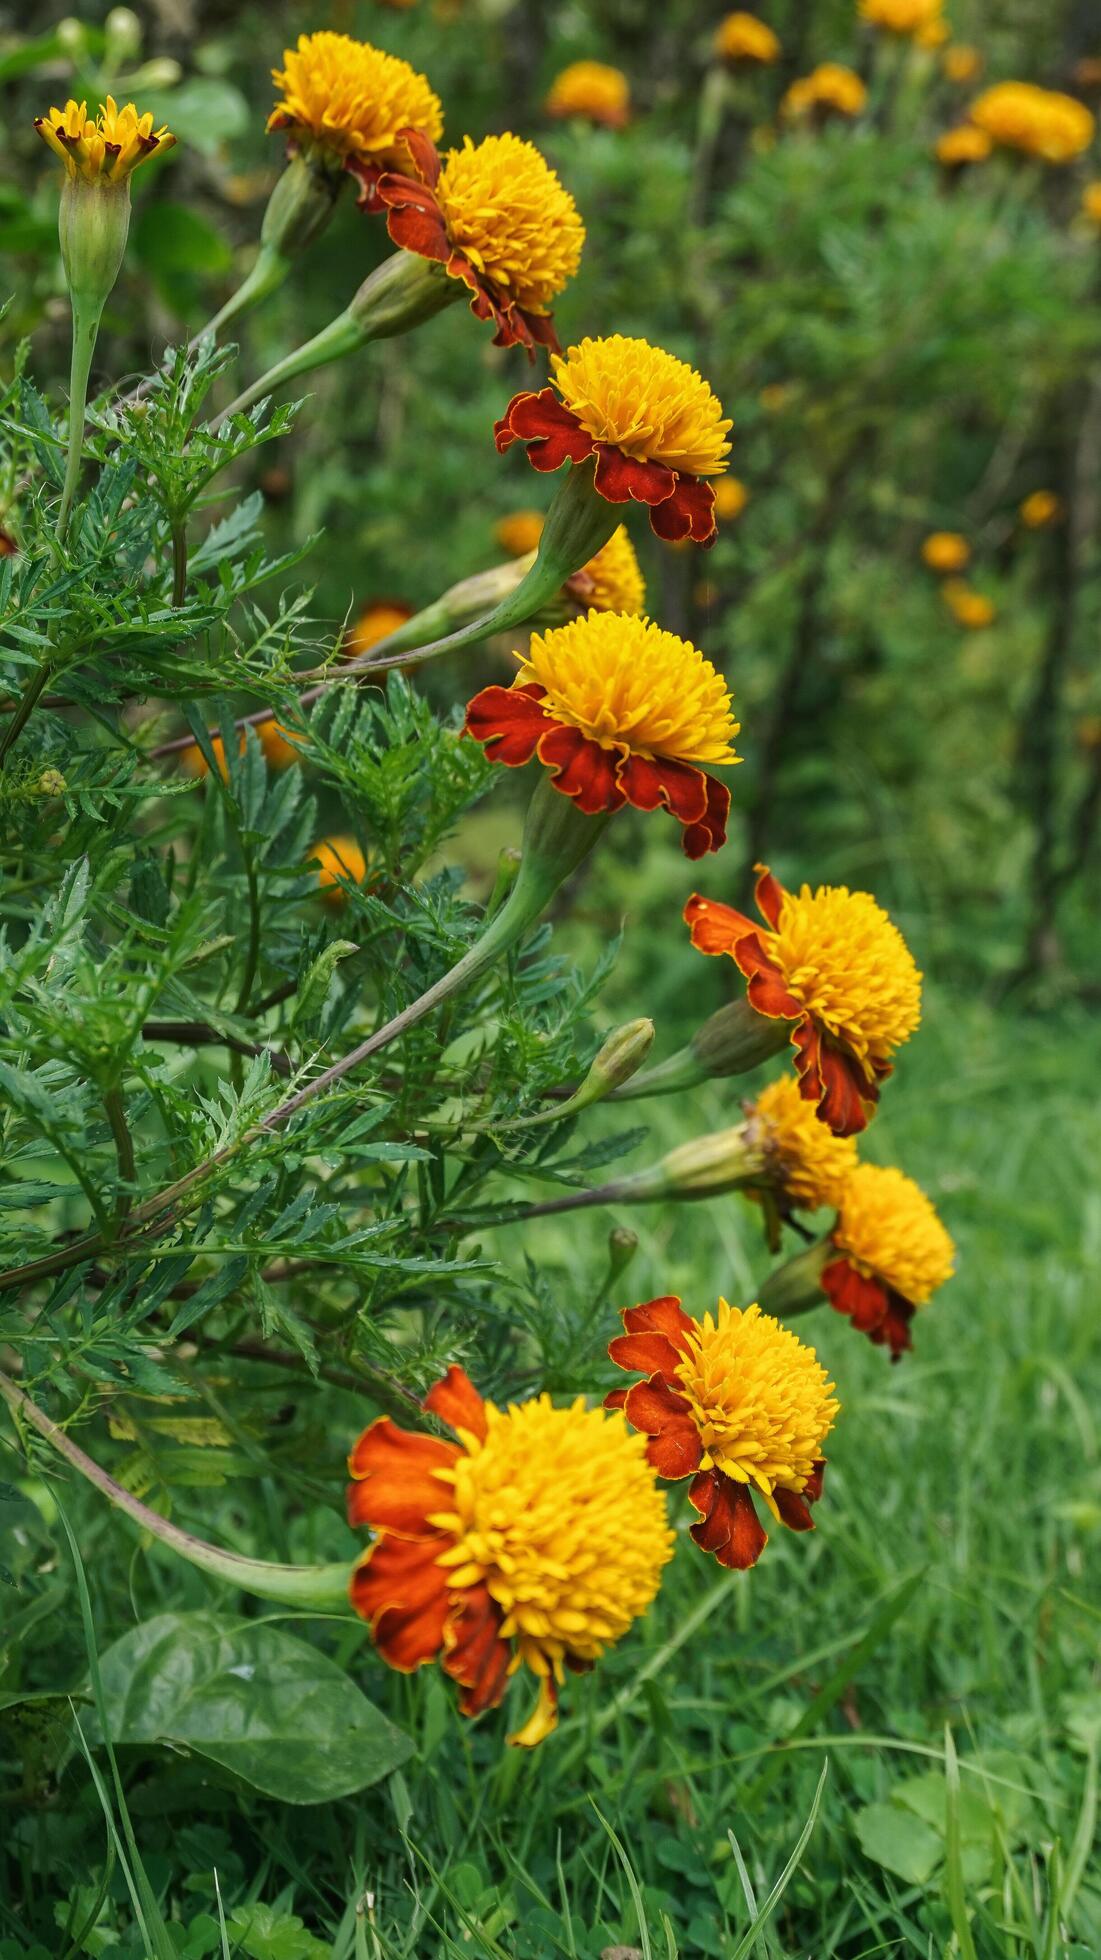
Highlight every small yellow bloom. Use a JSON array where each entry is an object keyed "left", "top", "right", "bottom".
[
  {"left": 496, "top": 510, "right": 545, "bottom": 558},
  {"left": 713, "top": 13, "right": 781, "bottom": 64},
  {"left": 943, "top": 44, "right": 983, "bottom": 85},
  {"left": 552, "top": 335, "right": 733, "bottom": 479},
  {"left": 764, "top": 880, "right": 922, "bottom": 1072},
  {"left": 1083, "top": 182, "right": 1101, "bottom": 227},
  {"left": 570, "top": 526, "right": 647, "bottom": 616},
  {"left": 782, "top": 64, "right": 867, "bottom": 122},
  {"left": 921, "top": 530, "right": 970, "bottom": 572},
  {"left": 935, "top": 124, "right": 992, "bottom": 166},
  {"left": 544, "top": 60, "right": 631, "bottom": 128},
  {"left": 833, "top": 1164, "right": 955, "bottom": 1309},
  {"left": 749, "top": 1075, "right": 859, "bottom": 1213},
  {"left": 860, "top": 0, "right": 944, "bottom": 37},
  {"left": 36, "top": 96, "right": 175, "bottom": 182},
  {"left": 713, "top": 477, "right": 749, "bottom": 522},
  {"left": 268, "top": 31, "right": 443, "bottom": 172},
  {"left": 434, "top": 133, "right": 584, "bottom": 314},
  {"left": 1019, "top": 489, "right": 1062, "bottom": 530},
  {"left": 969, "top": 81, "right": 1095, "bottom": 164},
  {"left": 941, "top": 579, "right": 996, "bottom": 628},
  {"left": 518, "top": 611, "right": 739, "bottom": 767},
  {"left": 311, "top": 836, "right": 368, "bottom": 901}
]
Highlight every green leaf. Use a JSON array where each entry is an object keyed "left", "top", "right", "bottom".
[
  {"left": 854, "top": 1801, "right": 943, "bottom": 1886},
  {"left": 226, "top": 1903, "right": 332, "bottom": 1960},
  {"left": 90, "top": 1610, "right": 413, "bottom": 1804}
]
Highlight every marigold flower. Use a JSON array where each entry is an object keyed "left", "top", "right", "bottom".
[
  {"left": 607, "top": 1298, "right": 838, "bottom": 1569},
  {"left": 713, "top": 13, "right": 781, "bottom": 65},
  {"left": 915, "top": 17, "right": 949, "bottom": 48},
  {"left": 943, "top": 44, "right": 983, "bottom": 84},
  {"left": 544, "top": 61, "right": 631, "bottom": 128},
  {"left": 859, "top": 0, "right": 943, "bottom": 37},
  {"left": 747, "top": 1074, "right": 859, "bottom": 1213},
  {"left": 1083, "top": 181, "right": 1101, "bottom": 226},
  {"left": 348, "top": 1368, "right": 672, "bottom": 1745},
  {"left": 822, "top": 1163, "right": 954, "bottom": 1359},
  {"left": 375, "top": 130, "right": 583, "bottom": 354},
  {"left": 258, "top": 721, "right": 302, "bottom": 771},
  {"left": 935, "top": 125, "right": 992, "bottom": 167},
  {"left": 565, "top": 526, "right": 647, "bottom": 616},
  {"left": 781, "top": 65, "right": 868, "bottom": 123},
  {"left": 496, "top": 510, "right": 545, "bottom": 558},
  {"left": 713, "top": 476, "right": 749, "bottom": 522},
  {"left": 941, "top": 579, "right": 996, "bottom": 628},
  {"left": 179, "top": 735, "right": 232, "bottom": 782},
  {"left": 311, "top": 835, "right": 368, "bottom": 901},
  {"left": 1019, "top": 489, "right": 1062, "bottom": 530},
  {"left": 921, "top": 530, "right": 970, "bottom": 572},
  {"left": 36, "top": 96, "right": 174, "bottom": 182},
  {"left": 969, "top": 82, "right": 1095, "bottom": 164},
  {"left": 268, "top": 32, "right": 442, "bottom": 196},
  {"left": 465, "top": 610, "right": 738, "bottom": 858},
  {"left": 684, "top": 864, "right": 922, "bottom": 1136},
  {"left": 344, "top": 601, "right": 414, "bottom": 661},
  {"left": 496, "top": 335, "right": 733, "bottom": 546}
]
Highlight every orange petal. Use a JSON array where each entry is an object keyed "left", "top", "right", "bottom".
[
  {"left": 608, "top": 1330, "right": 686, "bottom": 1382},
  {"left": 689, "top": 1469, "right": 768, "bottom": 1569},
  {"left": 753, "top": 863, "right": 786, "bottom": 929},
  {"left": 683, "top": 893, "right": 756, "bottom": 956},
  {"left": 424, "top": 1364, "right": 487, "bottom": 1441},
  {"left": 347, "top": 1417, "right": 458, "bottom": 1534},
  {"left": 621, "top": 1296, "right": 695, "bottom": 1346},
  {"left": 443, "top": 1582, "right": 512, "bottom": 1716},
  {"left": 350, "top": 1534, "right": 451, "bottom": 1669}
]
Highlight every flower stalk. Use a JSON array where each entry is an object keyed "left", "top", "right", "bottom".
[
  {"left": 610, "top": 997, "right": 791, "bottom": 1101},
  {"left": 204, "top": 153, "right": 345, "bottom": 341}
]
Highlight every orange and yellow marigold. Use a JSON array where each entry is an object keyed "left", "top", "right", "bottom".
[
  {"left": 544, "top": 61, "right": 631, "bottom": 128},
  {"left": 714, "top": 13, "right": 781, "bottom": 65},
  {"left": 822, "top": 1163, "right": 955, "bottom": 1359},
  {"left": 969, "top": 82, "right": 1095, "bottom": 163},
  {"left": 782, "top": 65, "right": 867, "bottom": 123},
  {"left": 268, "top": 32, "right": 442, "bottom": 191}
]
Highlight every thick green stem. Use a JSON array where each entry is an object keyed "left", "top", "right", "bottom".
[
  {"left": 56, "top": 298, "right": 102, "bottom": 543},
  {"left": 0, "top": 1367, "right": 353, "bottom": 1612},
  {"left": 0, "top": 664, "right": 52, "bottom": 770}
]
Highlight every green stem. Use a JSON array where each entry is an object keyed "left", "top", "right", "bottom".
[
  {"left": 201, "top": 241, "right": 291, "bottom": 343},
  {"left": 56, "top": 299, "right": 101, "bottom": 543},
  {"left": 103, "top": 1088, "right": 135, "bottom": 1230},
  {"left": 171, "top": 519, "right": 187, "bottom": 607},
  {"left": 0, "top": 1366, "right": 353, "bottom": 1613},
  {"left": 0, "top": 664, "right": 51, "bottom": 770},
  {"left": 233, "top": 848, "right": 262, "bottom": 1016}
]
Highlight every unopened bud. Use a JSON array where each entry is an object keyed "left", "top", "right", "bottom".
[
  {"left": 105, "top": 6, "right": 142, "bottom": 59},
  {"left": 757, "top": 1239, "right": 832, "bottom": 1320},
  {"left": 513, "top": 1020, "right": 654, "bottom": 1128},
  {"left": 56, "top": 17, "right": 87, "bottom": 55},
  {"left": 261, "top": 152, "right": 343, "bottom": 262},
  {"left": 612, "top": 997, "right": 790, "bottom": 1102},
  {"left": 130, "top": 57, "right": 182, "bottom": 91},
  {"left": 598, "top": 1123, "right": 767, "bottom": 1207},
  {"left": 38, "top": 768, "right": 67, "bottom": 797},
  {"left": 59, "top": 179, "right": 132, "bottom": 317},
  {"left": 607, "top": 1226, "right": 639, "bottom": 1280}
]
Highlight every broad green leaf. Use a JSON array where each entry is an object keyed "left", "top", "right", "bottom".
[
  {"left": 91, "top": 1610, "right": 412, "bottom": 1804},
  {"left": 854, "top": 1801, "right": 943, "bottom": 1886}
]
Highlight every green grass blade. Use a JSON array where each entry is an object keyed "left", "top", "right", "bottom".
[
  {"left": 943, "top": 1726, "right": 979, "bottom": 1960},
  {"left": 728, "top": 1758, "right": 829, "bottom": 1960}
]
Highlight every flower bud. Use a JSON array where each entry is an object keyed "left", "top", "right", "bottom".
[
  {"left": 105, "top": 6, "right": 142, "bottom": 59},
  {"left": 756, "top": 1239, "right": 832, "bottom": 1320},
  {"left": 38, "top": 768, "right": 67, "bottom": 797},
  {"left": 56, "top": 17, "right": 87, "bottom": 55},
  {"left": 597, "top": 1124, "right": 767, "bottom": 1206},
  {"left": 518, "top": 1021, "right": 655, "bottom": 1127},
  {"left": 261, "top": 150, "right": 344, "bottom": 262},
  {"left": 611, "top": 997, "right": 790, "bottom": 1102},
  {"left": 59, "top": 178, "right": 132, "bottom": 316},
  {"left": 607, "top": 1226, "right": 639, "bottom": 1279}
]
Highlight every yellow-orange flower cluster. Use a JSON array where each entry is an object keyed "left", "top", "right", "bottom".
[
  {"left": 941, "top": 580, "right": 996, "bottom": 628},
  {"left": 1019, "top": 490, "right": 1062, "bottom": 530},
  {"left": 782, "top": 65, "right": 868, "bottom": 123},
  {"left": 544, "top": 61, "right": 631, "bottom": 129},
  {"left": 921, "top": 531, "right": 970, "bottom": 572},
  {"left": 268, "top": 32, "right": 442, "bottom": 173},
  {"left": 943, "top": 44, "right": 983, "bottom": 85},
  {"left": 860, "top": 0, "right": 943, "bottom": 37},
  {"left": 748, "top": 1074, "right": 859, "bottom": 1213},
  {"left": 936, "top": 125, "right": 992, "bottom": 167},
  {"left": 822, "top": 1164, "right": 955, "bottom": 1358},
  {"left": 567, "top": 527, "right": 647, "bottom": 616},
  {"left": 36, "top": 97, "right": 174, "bottom": 182},
  {"left": 714, "top": 13, "right": 781, "bottom": 65},
  {"left": 432, "top": 134, "right": 585, "bottom": 317},
  {"left": 969, "top": 82, "right": 1095, "bottom": 163}
]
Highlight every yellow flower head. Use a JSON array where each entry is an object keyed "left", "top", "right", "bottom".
[
  {"left": 258, "top": 721, "right": 303, "bottom": 771},
  {"left": 935, "top": 125, "right": 993, "bottom": 166},
  {"left": 749, "top": 1074, "right": 859, "bottom": 1212},
  {"left": 572, "top": 526, "right": 647, "bottom": 616},
  {"left": 344, "top": 601, "right": 413, "bottom": 660},
  {"left": 714, "top": 13, "right": 781, "bottom": 64},
  {"left": 943, "top": 44, "right": 983, "bottom": 84},
  {"left": 922, "top": 530, "right": 971, "bottom": 571},
  {"left": 544, "top": 60, "right": 631, "bottom": 128},
  {"left": 782, "top": 64, "right": 868, "bottom": 122},
  {"left": 36, "top": 97, "right": 175, "bottom": 183},
  {"left": 551, "top": 336, "right": 733, "bottom": 478},
  {"left": 268, "top": 31, "right": 443, "bottom": 171},
  {"left": 1019, "top": 489, "right": 1062, "bottom": 529},
  {"left": 434, "top": 134, "right": 584, "bottom": 314},
  {"left": 765, "top": 881, "right": 923, "bottom": 1073},
  {"left": 941, "top": 579, "right": 996, "bottom": 628},
  {"left": 860, "top": 0, "right": 944, "bottom": 37},
  {"left": 714, "top": 476, "right": 749, "bottom": 521},
  {"left": 834, "top": 1163, "right": 955, "bottom": 1306},
  {"left": 969, "top": 82, "right": 1095, "bottom": 163},
  {"left": 675, "top": 1302, "right": 839, "bottom": 1511},
  {"left": 311, "top": 835, "right": 367, "bottom": 902},
  {"left": 432, "top": 1395, "right": 672, "bottom": 1745},
  {"left": 496, "top": 510, "right": 545, "bottom": 558},
  {"left": 517, "top": 611, "right": 739, "bottom": 765},
  {"left": 915, "top": 17, "right": 949, "bottom": 47},
  {"left": 1083, "top": 181, "right": 1101, "bottom": 226}
]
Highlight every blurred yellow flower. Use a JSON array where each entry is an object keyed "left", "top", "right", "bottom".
[
  {"left": 1083, "top": 181, "right": 1101, "bottom": 226},
  {"left": 943, "top": 44, "right": 983, "bottom": 84},
  {"left": 544, "top": 61, "right": 631, "bottom": 128},
  {"left": 268, "top": 32, "right": 443, "bottom": 173},
  {"left": 969, "top": 82, "right": 1095, "bottom": 163},
  {"left": 759, "top": 381, "right": 793, "bottom": 413},
  {"left": 935, "top": 125, "right": 993, "bottom": 167},
  {"left": 914, "top": 17, "right": 950, "bottom": 48},
  {"left": 1019, "top": 490, "right": 1062, "bottom": 529},
  {"left": 941, "top": 579, "right": 996, "bottom": 628},
  {"left": 496, "top": 510, "right": 544, "bottom": 557},
  {"left": 36, "top": 96, "right": 174, "bottom": 182},
  {"left": 312, "top": 836, "right": 368, "bottom": 902},
  {"left": 258, "top": 721, "right": 303, "bottom": 771},
  {"left": 344, "top": 601, "right": 413, "bottom": 661},
  {"left": 567, "top": 527, "right": 647, "bottom": 616},
  {"left": 860, "top": 0, "right": 943, "bottom": 36},
  {"left": 713, "top": 477, "right": 749, "bottom": 521},
  {"left": 921, "top": 530, "right": 970, "bottom": 572},
  {"left": 782, "top": 65, "right": 867, "bottom": 123},
  {"left": 713, "top": 13, "right": 781, "bottom": 64}
]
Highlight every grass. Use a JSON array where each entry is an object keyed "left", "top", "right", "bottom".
[{"left": 3, "top": 976, "right": 1099, "bottom": 1959}]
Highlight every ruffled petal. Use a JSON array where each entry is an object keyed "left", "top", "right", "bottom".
[
  {"left": 618, "top": 753, "right": 707, "bottom": 824},
  {"left": 732, "top": 935, "right": 804, "bottom": 1019},
  {"left": 820, "top": 1256, "right": 889, "bottom": 1332},
  {"left": 494, "top": 389, "right": 595, "bottom": 470},
  {"left": 464, "top": 682, "right": 550, "bottom": 764},
  {"left": 603, "top": 1386, "right": 629, "bottom": 1410},
  {"left": 443, "top": 1582, "right": 512, "bottom": 1716},
  {"left": 424, "top": 1364, "right": 488, "bottom": 1442},
  {"left": 623, "top": 1375, "right": 702, "bottom": 1481},
  {"left": 621, "top": 1296, "right": 696, "bottom": 1347},
  {"left": 346, "top": 1417, "right": 458, "bottom": 1534},
  {"left": 793, "top": 1021, "right": 874, "bottom": 1137},
  {"left": 688, "top": 1469, "right": 768, "bottom": 1568},
  {"left": 592, "top": 443, "right": 678, "bottom": 510},
  {"left": 681, "top": 774, "right": 730, "bottom": 859},
  {"left": 683, "top": 893, "right": 758, "bottom": 956},
  {"left": 752, "top": 864, "right": 786, "bottom": 930},
  {"left": 649, "top": 475, "right": 717, "bottom": 547},
  {"left": 385, "top": 201, "right": 451, "bottom": 265},
  {"left": 772, "top": 1486, "right": 816, "bottom": 1532},
  {"left": 350, "top": 1534, "right": 451, "bottom": 1668},
  {"left": 535, "top": 722, "right": 627, "bottom": 814},
  {"left": 607, "top": 1330, "right": 687, "bottom": 1381}
]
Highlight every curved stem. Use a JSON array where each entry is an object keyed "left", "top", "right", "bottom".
[
  {"left": 57, "top": 302, "right": 101, "bottom": 543},
  {"left": 0, "top": 1365, "right": 353, "bottom": 1613}
]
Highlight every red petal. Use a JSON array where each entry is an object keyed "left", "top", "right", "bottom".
[
  {"left": 535, "top": 722, "right": 626, "bottom": 814},
  {"left": 650, "top": 475, "right": 717, "bottom": 547},
  {"left": 494, "top": 389, "right": 593, "bottom": 470},
  {"left": 623, "top": 1373, "right": 692, "bottom": 1430},
  {"left": 443, "top": 1583, "right": 512, "bottom": 1716},
  {"left": 593, "top": 443, "right": 677, "bottom": 509},
  {"left": 804, "top": 1460, "right": 826, "bottom": 1504},
  {"left": 385, "top": 202, "right": 451, "bottom": 265},
  {"left": 876, "top": 1298, "right": 916, "bottom": 1361},
  {"left": 821, "top": 1256, "right": 889, "bottom": 1331},
  {"left": 688, "top": 1470, "right": 768, "bottom": 1568},
  {"left": 345, "top": 157, "right": 384, "bottom": 210},
  {"left": 346, "top": 1418, "right": 458, "bottom": 1534},
  {"left": 350, "top": 1534, "right": 451, "bottom": 1668},
  {"left": 734, "top": 935, "right": 803, "bottom": 1018},
  {"left": 648, "top": 1422, "right": 704, "bottom": 1479},
  {"left": 817, "top": 1040, "right": 876, "bottom": 1138},
  {"left": 424, "top": 1365, "right": 487, "bottom": 1441},
  {"left": 683, "top": 894, "right": 757, "bottom": 956},
  {"left": 681, "top": 773, "right": 730, "bottom": 858},
  {"left": 621, "top": 1296, "right": 696, "bottom": 1347},
  {"left": 618, "top": 753, "right": 708, "bottom": 824},
  {"left": 753, "top": 864, "right": 786, "bottom": 929},
  {"left": 773, "top": 1486, "right": 816, "bottom": 1532},
  {"left": 401, "top": 125, "right": 442, "bottom": 187},
  {"left": 464, "top": 682, "right": 550, "bottom": 764},
  {"left": 607, "top": 1330, "right": 687, "bottom": 1381},
  {"left": 603, "top": 1387, "right": 629, "bottom": 1410}
]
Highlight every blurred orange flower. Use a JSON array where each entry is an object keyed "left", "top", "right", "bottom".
[
  {"left": 782, "top": 64, "right": 867, "bottom": 123},
  {"left": 544, "top": 61, "right": 630, "bottom": 128},
  {"left": 344, "top": 601, "right": 414, "bottom": 661},
  {"left": 713, "top": 13, "right": 781, "bottom": 65},
  {"left": 311, "top": 836, "right": 368, "bottom": 901},
  {"left": 921, "top": 530, "right": 970, "bottom": 572},
  {"left": 969, "top": 82, "right": 1095, "bottom": 163},
  {"left": 935, "top": 125, "right": 992, "bottom": 167},
  {"left": 495, "top": 510, "right": 544, "bottom": 557},
  {"left": 941, "top": 579, "right": 996, "bottom": 628},
  {"left": 1019, "top": 490, "right": 1062, "bottom": 529}
]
